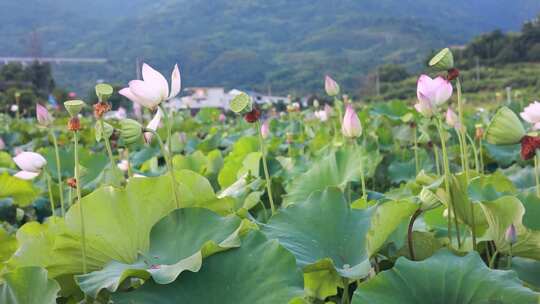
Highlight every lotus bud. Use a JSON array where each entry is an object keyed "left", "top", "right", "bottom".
[
  {"left": 325, "top": 75, "right": 340, "bottom": 96},
  {"left": 475, "top": 124, "right": 484, "bottom": 140},
  {"left": 484, "top": 107, "right": 525, "bottom": 145},
  {"left": 520, "top": 101, "right": 540, "bottom": 130},
  {"left": 64, "top": 100, "right": 86, "bottom": 117},
  {"left": 313, "top": 99, "right": 320, "bottom": 108},
  {"left": 0, "top": 137, "right": 4, "bottom": 150},
  {"left": 261, "top": 120, "right": 270, "bottom": 139},
  {"left": 10, "top": 104, "right": 18, "bottom": 113},
  {"left": 445, "top": 107, "right": 460, "bottom": 129},
  {"left": 120, "top": 119, "right": 143, "bottom": 145},
  {"left": 36, "top": 104, "right": 53, "bottom": 127},
  {"left": 429, "top": 48, "right": 454, "bottom": 71},
  {"left": 341, "top": 103, "right": 362, "bottom": 138},
  {"left": 219, "top": 113, "right": 226, "bottom": 122},
  {"left": 95, "top": 83, "right": 114, "bottom": 102},
  {"left": 505, "top": 224, "right": 517, "bottom": 245},
  {"left": 95, "top": 121, "right": 114, "bottom": 142}
]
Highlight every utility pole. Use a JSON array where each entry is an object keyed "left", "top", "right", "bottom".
[{"left": 375, "top": 67, "right": 380, "bottom": 96}]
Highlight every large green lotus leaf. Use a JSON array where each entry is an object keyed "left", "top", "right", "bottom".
[
  {"left": 467, "top": 172, "right": 517, "bottom": 202},
  {"left": 75, "top": 208, "right": 246, "bottom": 298},
  {"left": 172, "top": 150, "right": 223, "bottom": 179},
  {"left": 517, "top": 190, "right": 540, "bottom": 231},
  {"left": 0, "top": 227, "right": 17, "bottom": 271},
  {"left": 512, "top": 257, "right": 540, "bottom": 290},
  {"left": 352, "top": 249, "right": 540, "bottom": 304},
  {"left": 449, "top": 173, "right": 488, "bottom": 232},
  {"left": 484, "top": 143, "right": 520, "bottom": 167},
  {"left": 9, "top": 172, "right": 234, "bottom": 278},
  {"left": 0, "top": 172, "right": 40, "bottom": 207},
  {"left": 112, "top": 231, "right": 305, "bottom": 304},
  {"left": 218, "top": 136, "right": 259, "bottom": 188},
  {"left": 0, "top": 267, "right": 60, "bottom": 304},
  {"left": 480, "top": 196, "right": 540, "bottom": 259},
  {"left": 284, "top": 145, "right": 382, "bottom": 205},
  {"left": 387, "top": 151, "right": 433, "bottom": 184},
  {"left": 263, "top": 188, "right": 374, "bottom": 279},
  {"left": 501, "top": 165, "right": 536, "bottom": 191}
]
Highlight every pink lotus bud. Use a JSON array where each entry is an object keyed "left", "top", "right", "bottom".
[
  {"left": 117, "top": 160, "right": 129, "bottom": 172},
  {"left": 36, "top": 104, "right": 53, "bottom": 126},
  {"left": 446, "top": 107, "right": 460, "bottom": 129},
  {"left": 261, "top": 120, "right": 271, "bottom": 139},
  {"left": 0, "top": 138, "right": 4, "bottom": 150},
  {"left": 219, "top": 113, "right": 226, "bottom": 122},
  {"left": 115, "top": 107, "right": 127, "bottom": 120},
  {"left": 414, "top": 74, "right": 453, "bottom": 117},
  {"left": 144, "top": 108, "right": 163, "bottom": 143},
  {"left": 12, "top": 151, "right": 47, "bottom": 180},
  {"left": 314, "top": 110, "right": 328, "bottom": 122},
  {"left": 341, "top": 103, "right": 362, "bottom": 138},
  {"left": 505, "top": 224, "right": 517, "bottom": 245},
  {"left": 325, "top": 75, "right": 340, "bottom": 96},
  {"left": 520, "top": 101, "right": 540, "bottom": 130}
]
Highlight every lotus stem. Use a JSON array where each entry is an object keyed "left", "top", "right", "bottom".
[
  {"left": 159, "top": 105, "right": 173, "bottom": 154},
  {"left": 148, "top": 129, "right": 180, "bottom": 208},
  {"left": 341, "top": 278, "right": 350, "bottom": 304},
  {"left": 73, "top": 131, "right": 87, "bottom": 274},
  {"left": 456, "top": 77, "right": 470, "bottom": 179},
  {"left": 126, "top": 148, "right": 133, "bottom": 178},
  {"left": 50, "top": 130, "right": 65, "bottom": 216},
  {"left": 46, "top": 172, "right": 55, "bottom": 216},
  {"left": 467, "top": 133, "right": 480, "bottom": 173},
  {"left": 507, "top": 246, "right": 512, "bottom": 269},
  {"left": 489, "top": 250, "right": 499, "bottom": 269},
  {"left": 478, "top": 137, "right": 484, "bottom": 175},
  {"left": 535, "top": 150, "right": 540, "bottom": 198},
  {"left": 256, "top": 121, "right": 276, "bottom": 215},
  {"left": 434, "top": 145, "right": 441, "bottom": 176},
  {"left": 407, "top": 208, "right": 423, "bottom": 261},
  {"left": 413, "top": 124, "right": 419, "bottom": 175},
  {"left": 352, "top": 140, "right": 367, "bottom": 200},
  {"left": 99, "top": 119, "right": 123, "bottom": 180}
]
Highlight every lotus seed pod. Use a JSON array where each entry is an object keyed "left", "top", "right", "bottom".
[
  {"left": 484, "top": 107, "right": 525, "bottom": 145},
  {"left": 120, "top": 119, "right": 143, "bottom": 145},
  {"left": 64, "top": 100, "right": 86, "bottom": 117},
  {"left": 230, "top": 92, "right": 253, "bottom": 114},
  {"left": 95, "top": 83, "right": 114, "bottom": 102},
  {"left": 429, "top": 48, "right": 454, "bottom": 71}
]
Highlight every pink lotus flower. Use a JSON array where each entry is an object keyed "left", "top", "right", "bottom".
[
  {"left": 12, "top": 151, "right": 47, "bottom": 180},
  {"left": 36, "top": 104, "right": 53, "bottom": 126},
  {"left": 219, "top": 113, "right": 226, "bottom": 122},
  {"left": 0, "top": 138, "right": 4, "bottom": 150},
  {"left": 505, "top": 223, "right": 517, "bottom": 244},
  {"left": 120, "top": 63, "right": 181, "bottom": 109},
  {"left": 132, "top": 102, "right": 143, "bottom": 120},
  {"left": 445, "top": 107, "right": 460, "bottom": 129},
  {"left": 144, "top": 108, "right": 163, "bottom": 143},
  {"left": 325, "top": 75, "right": 340, "bottom": 96},
  {"left": 261, "top": 120, "right": 270, "bottom": 139},
  {"left": 414, "top": 75, "right": 453, "bottom": 117},
  {"left": 115, "top": 107, "right": 128, "bottom": 120},
  {"left": 314, "top": 110, "right": 329, "bottom": 122},
  {"left": 341, "top": 103, "right": 362, "bottom": 138},
  {"left": 117, "top": 160, "right": 129, "bottom": 172},
  {"left": 520, "top": 101, "right": 540, "bottom": 130}
]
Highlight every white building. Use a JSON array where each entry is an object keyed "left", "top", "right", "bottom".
[{"left": 171, "top": 87, "right": 290, "bottom": 110}]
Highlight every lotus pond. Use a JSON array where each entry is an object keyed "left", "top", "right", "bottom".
[{"left": 0, "top": 48, "right": 540, "bottom": 303}]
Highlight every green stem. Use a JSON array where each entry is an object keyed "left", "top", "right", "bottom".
[
  {"left": 479, "top": 138, "right": 484, "bottom": 175},
  {"left": 99, "top": 119, "right": 123, "bottom": 179},
  {"left": 50, "top": 130, "right": 65, "bottom": 216},
  {"left": 465, "top": 134, "right": 478, "bottom": 249},
  {"left": 413, "top": 125, "right": 419, "bottom": 175},
  {"left": 149, "top": 129, "right": 180, "bottom": 208},
  {"left": 436, "top": 118, "right": 461, "bottom": 247},
  {"left": 489, "top": 250, "right": 499, "bottom": 269},
  {"left": 434, "top": 145, "right": 441, "bottom": 176},
  {"left": 456, "top": 77, "right": 470, "bottom": 178},
  {"left": 159, "top": 105, "right": 173, "bottom": 154},
  {"left": 535, "top": 151, "right": 540, "bottom": 198},
  {"left": 507, "top": 246, "right": 512, "bottom": 269},
  {"left": 126, "top": 148, "right": 133, "bottom": 178},
  {"left": 467, "top": 133, "right": 480, "bottom": 173},
  {"left": 257, "top": 121, "right": 276, "bottom": 215},
  {"left": 74, "top": 131, "right": 87, "bottom": 274},
  {"left": 341, "top": 278, "right": 350, "bottom": 304},
  {"left": 46, "top": 172, "right": 55, "bottom": 217},
  {"left": 352, "top": 140, "right": 367, "bottom": 199}
]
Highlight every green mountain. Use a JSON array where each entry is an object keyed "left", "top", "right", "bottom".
[{"left": 1, "top": 0, "right": 539, "bottom": 95}]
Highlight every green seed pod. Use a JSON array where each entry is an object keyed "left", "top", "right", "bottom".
[
  {"left": 229, "top": 92, "right": 253, "bottom": 114},
  {"left": 95, "top": 83, "right": 114, "bottom": 102},
  {"left": 485, "top": 106, "right": 525, "bottom": 145},
  {"left": 120, "top": 119, "right": 143, "bottom": 145},
  {"left": 429, "top": 48, "right": 454, "bottom": 71},
  {"left": 95, "top": 121, "right": 114, "bottom": 142},
  {"left": 64, "top": 100, "right": 86, "bottom": 117}
]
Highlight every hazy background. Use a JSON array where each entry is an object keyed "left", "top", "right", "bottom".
[{"left": 1, "top": 0, "right": 540, "bottom": 95}]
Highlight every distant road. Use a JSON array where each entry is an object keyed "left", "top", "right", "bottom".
[{"left": 0, "top": 57, "right": 107, "bottom": 64}]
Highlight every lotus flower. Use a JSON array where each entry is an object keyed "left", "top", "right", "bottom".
[
  {"left": 0, "top": 138, "right": 4, "bottom": 150},
  {"left": 133, "top": 102, "right": 143, "bottom": 120},
  {"left": 414, "top": 75, "right": 453, "bottom": 117},
  {"left": 261, "top": 120, "right": 270, "bottom": 139},
  {"left": 120, "top": 63, "right": 181, "bottom": 109},
  {"left": 115, "top": 107, "right": 127, "bottom": 120},
  {"left": 520, "top": 101, "right": 540, "bottom": 130},
  {"left": 144, "top": 108, "right": 163, "bottom": 143},
  {"left": 219, "top": 113, "right": 226, "bottom": 122},
  {"left": 505, "top": 224, "right": 517, "bottom": 245},
  {"left": 36, "top": 104, "right": 53, "bottom": 126},
  {"left": 446, "top": 107, "right": 460, "bottom": 129},
  {"left": 117, "top": 160, "right": 129, "bottom": 172},
  {"left": 10, "top": 104, "right": 18, "bottom": 113},
  {"left": 325, "top": 75, "right": 340, "bottom": 96},
  {"left": 341, "top": 103, "right": 362, "bottom": 138},
  {"left": 12, "top": 152, "right": 47, "bottom": 180},
  {"left": 314, "top": 110, "right": 328, "bottom": 122}
]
